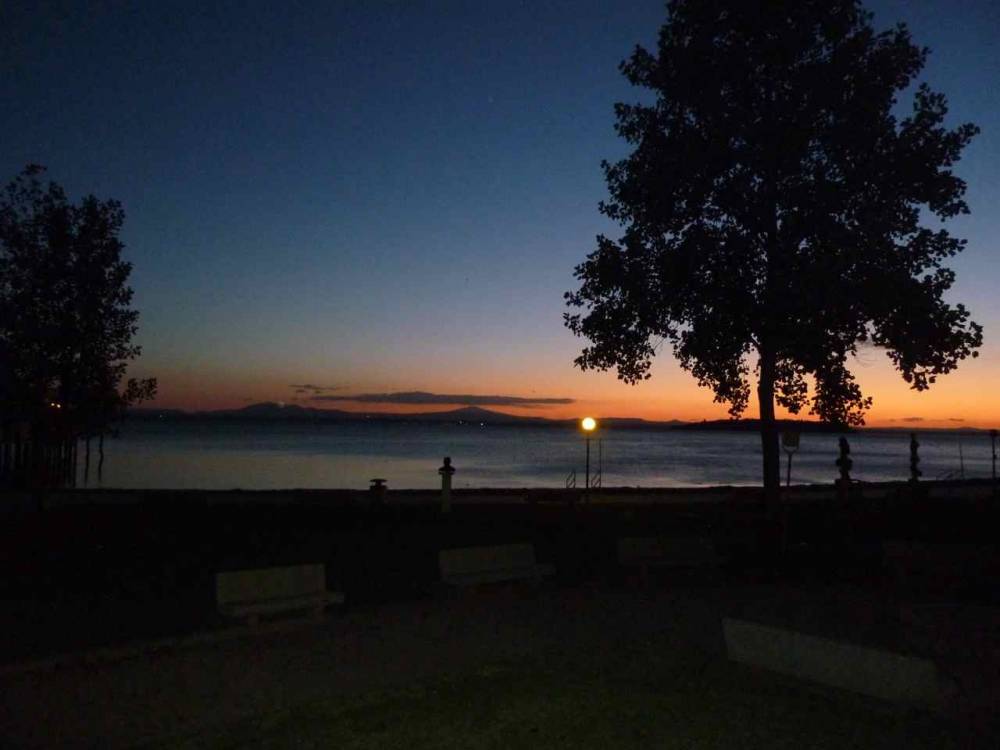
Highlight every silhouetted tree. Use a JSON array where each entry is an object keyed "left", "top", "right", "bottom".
[
  {"left": 565, "top": 1, "right": 982, "bottom": 504},
  {"left": 0, "top": 165, "right": 156, "bottom": 485}
]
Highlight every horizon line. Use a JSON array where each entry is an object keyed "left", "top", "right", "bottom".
[{"left": 127, "top": 403, "right": 994, "bottom": 430}]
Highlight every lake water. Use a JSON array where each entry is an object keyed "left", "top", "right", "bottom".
[{"left": 79, "top": 419, "right": 998, "bottom": 490}]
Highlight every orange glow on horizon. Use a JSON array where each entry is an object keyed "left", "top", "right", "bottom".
[
  {"left": 142, "top": 385, "right": 1000, "bottom": 430},
  {"left": 133, "top": 347, "right": 1000, "bottom": 430}
]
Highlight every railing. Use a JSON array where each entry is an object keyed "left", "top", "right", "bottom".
[
  {"left": 591, "top": 469, "right": 602, "bottom": 488},
  {"left": 565, "top": 470, "right": 576, "bottom": 489}
]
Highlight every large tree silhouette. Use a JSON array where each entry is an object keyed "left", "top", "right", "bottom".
[
  {"left": 1, "top": 165, "right": 156, "bottom": 484},
  {"left": 565, "top": 1, "right": 982, "bottom": 502}
]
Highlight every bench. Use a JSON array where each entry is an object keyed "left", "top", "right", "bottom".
[
  {"left": 439, "top": 543, "right": 555, "bottom": 587},
  {"left": 617, "top": 536, "right": 721, "bottom": 571},
  {"left": 215, "top": 564, "right": 345, "bottom": 626}
]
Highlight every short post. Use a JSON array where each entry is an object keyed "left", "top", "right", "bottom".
[
  {"left": 438, "top": 456, "right": 455, "bottom": 513},
  {"left": 782, "top": 430, "right": 800, "bottom": 488},
  {"left": 369, "top": 477, "right": 387, "bottom": 504},
  {"left": 835, "top": 436, "right": 852, "bottom": 502},
  {"left": 909, "top": 432, "right": 921, "bottom": 483},
  {"left": 990, "top": 429, "right": 998, "bottom": 497},
  {"left": 580, "top": 417, "right": 597, "bottom": 501}
]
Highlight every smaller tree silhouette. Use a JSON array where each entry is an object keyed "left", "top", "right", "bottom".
[{"left": 0, "top": 165, "right": 156, "bottom": 485}]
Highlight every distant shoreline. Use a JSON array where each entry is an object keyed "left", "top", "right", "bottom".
[{"left": 125, "top": 404, "right": 991, "bottom": 434}]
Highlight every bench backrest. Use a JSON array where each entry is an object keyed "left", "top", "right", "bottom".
[
  {"left": 617, "top": 536, "right": 715, "bottom": 564},
  {"left": 439, "top": 543, "right": 538, "bottom": 577},
  {"left": 216, "top": 564, "right": 327, "bottom": 605}
]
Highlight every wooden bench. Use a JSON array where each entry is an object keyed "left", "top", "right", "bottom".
[
  {"left": 617, "top": 536, "right": 721, "bottom": 572},
  {"left": 215, "top": 564, "right": 345, "bottom": 626},
  {"left": 439, "top": 543, "right": 555, "bottom": 587}
]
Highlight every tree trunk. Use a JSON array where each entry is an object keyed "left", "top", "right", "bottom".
[
  {"left": 84, "top": 437, "right": 91, "bottom": 486},
  {"left": 98, "top": 433, "right": 105, "bottom": 482},
  {"left": 757, "top": 349, "right": 781, "bottom": 507}
]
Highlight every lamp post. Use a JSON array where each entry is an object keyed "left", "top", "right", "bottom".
[
  {"left": 581, "top": 417, "right": 597, "bottom": 492},
  {"left": 990, "top": 429, "right": 997, "bottom": 495}
]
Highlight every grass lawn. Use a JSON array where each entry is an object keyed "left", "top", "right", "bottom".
[{"left": 149, "top": 634, "right": 957, "bottom": 749}]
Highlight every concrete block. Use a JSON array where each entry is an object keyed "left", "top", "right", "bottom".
[{"left": 723, "top": 617, "right": 947, "bottom": 710}]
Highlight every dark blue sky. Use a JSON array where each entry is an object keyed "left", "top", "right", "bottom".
[{"left": 3, "top": 1, "right": 998, "bottom": 424}]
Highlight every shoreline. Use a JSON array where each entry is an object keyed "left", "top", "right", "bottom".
[{"left": 2, "top": 477, "right": 997, "bottom": 512}]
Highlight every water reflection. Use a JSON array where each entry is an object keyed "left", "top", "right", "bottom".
[{"left": 82, "top": 420, "right": 997, "bottom": 490}]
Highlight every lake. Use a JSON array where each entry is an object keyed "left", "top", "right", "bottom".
[{"left": 78, "top": 419, "right": 997, "bottom": 490}]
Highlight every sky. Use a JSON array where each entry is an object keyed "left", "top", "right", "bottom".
[{"left": 2, "top": 1, "right": 999, "bottom": 427}]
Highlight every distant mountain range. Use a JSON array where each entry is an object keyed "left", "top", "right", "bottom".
[
  {"left": 128, "top": 403, "right": 983, "bottom": 433},
  {"left": 128, "top": 402, "right": 688, "bottom": 429}
]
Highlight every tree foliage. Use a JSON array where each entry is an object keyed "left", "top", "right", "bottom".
[
  {"left": 565, "top": 0, "right": 982, "bottom": 496},
  {"left": 0, "top": 165, "right": 156, "bottom": 440}
]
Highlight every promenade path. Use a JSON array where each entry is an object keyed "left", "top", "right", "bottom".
[
  {"left": 2, "top": 580, "right": 993, "bottom": 748},
  {"left": 0, "top": 583, "right": 727, "bottom": 749}
]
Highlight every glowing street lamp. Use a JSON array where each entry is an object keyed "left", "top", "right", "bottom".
[{"left": 581, "top": 417, "right": 597, "bottom": 491}]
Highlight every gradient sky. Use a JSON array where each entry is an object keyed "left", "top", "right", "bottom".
[{"left": 2, "top": 1, "right": 999, "bottom": 427}]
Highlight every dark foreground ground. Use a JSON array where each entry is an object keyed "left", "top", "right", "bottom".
[
  {"left": 0, "top": 482, "right": 997, "bottom": 747},
  {"left": 4, "top": 580, "right": 994, "bottom": 749}
]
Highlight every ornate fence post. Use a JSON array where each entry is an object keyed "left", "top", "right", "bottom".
[{"left": 909, "top": 433, "right": 921, "bottom": 483}]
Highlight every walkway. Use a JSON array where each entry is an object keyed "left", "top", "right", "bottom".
[{"left": 0, "top": 584, "right": 725, "bottom": 749}]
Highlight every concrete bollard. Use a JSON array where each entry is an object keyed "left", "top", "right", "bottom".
[{"left": 369, "top": 478, "right": 387, "bottom": 505}]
